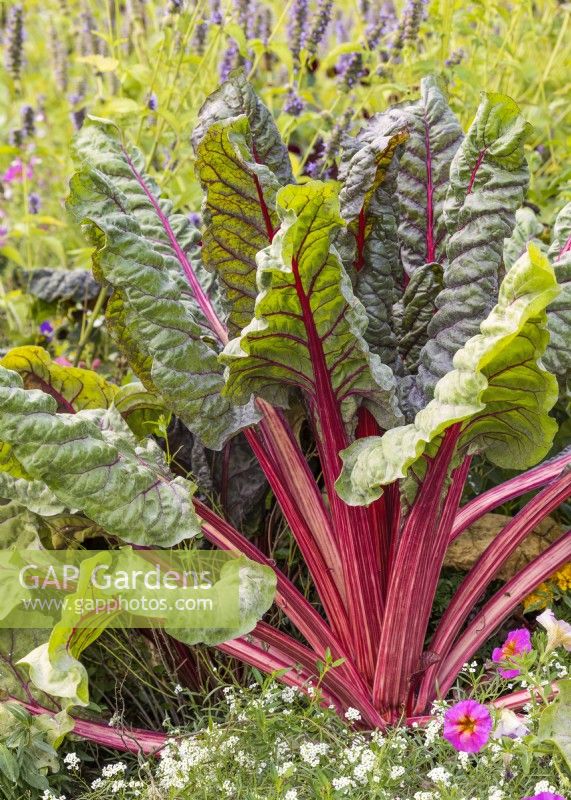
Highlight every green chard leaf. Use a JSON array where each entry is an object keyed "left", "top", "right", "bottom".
[
  {"left": 356, "top": 76, "right": 464, "bottom": 276},
  {"left": 336, "top": 244, "right": 558, "bottom": 505},
  {"left": 0, "top": 366, "right": 201, "bottom": 547},
  {"left": 220, "top": 181, "right": 401, "bottom": 432},
  {"left": 338, "top": 130, "right": 407, "bottom": 368},
  {"left": 503, "top": 206, "right": 545, "bottom": 270},
  {"left": 393, "top": 262, "right": 443, "bottom": 374},
  {"left": 0, "top": 346, "right": 118, "bottom": 412},
  {"left": 68, "top": 119, "right": 259, "bottom": 450},
  {"left": 543, "top": 201, "right": 571, "bottom": 388},
  {"left": 418, "top": 92, "right": 532, "bottom": 396},
  {"left": 193, "top": 72, "right": 293, "bottom": 335}
]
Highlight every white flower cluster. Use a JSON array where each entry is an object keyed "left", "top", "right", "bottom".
[{"left": 299, "top": 740, "right": 330, "bottom": 767}]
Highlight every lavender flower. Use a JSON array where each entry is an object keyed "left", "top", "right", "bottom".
[
  {"left": 9, "top": 129, "right": 24, "bottom": 149},
  {"left": 188, "top": 211, "right": 201, "bottom": 227},
  {"left": 5, "top": 5, "right": 24, "bottom": 82},
  {"left": 71, "top": 107, "right": 87, "bottom": 131},
  {"left": 79, "top": 8, "right": 101, "bottom": 56},
  {"left": 340, "top": 52, "right": 365, "bottom": 91},
  {"left": 235, "top": 0, "right": 252, "bottom": 37},
  {"left": 307, "top": 0, "right": 333, "bottom": 56},
  {"left": 147, "top": 92, "right": 158, "bottom": 111},
  {"left": 254, "top": 7, "right": 273, "bottom": 45},
  {"left": 403, "top": 0, "right": 427, "bottom": 45},
  {"left": 283, "top": 88, "right": 304, "bottom": 117},
  {"left": 20, "top": 104, "right": 35, "bottom": 137},
  {"left": 289, "top": 0, "right": 309, "bottom": 64},
  {"left": 193, "top": 20, "right": 208, "bottom": 55},
  {"left": 210, "top": 0, "right": 223, "bottom": 25},
  {"left": 445, "top": 48, "right": 466, "bottom": 67},
  {"left": 321, "top": 108, "right": 353, "bottom": 168},
  {"left": 28, "top": 192, "right": 41, "bottom": 214},
  {"left": 219, "top": 39, "right": 238, "bottom": 82},
  {"left": 50, "top": 25, "right": 68, "bottom": 93}
]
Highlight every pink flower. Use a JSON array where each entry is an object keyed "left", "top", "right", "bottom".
[
  {"left": 443, "top": 699, "right": 492, "bottom": 753},
  {"left": 492, "top": 628, "right": 532, "bottom": 678},
  {"left": 522, "top": 794, "right": 565, "bottom": 800},
  {"left": 2, "top": 157, "right": 38, "bottom": 184}
]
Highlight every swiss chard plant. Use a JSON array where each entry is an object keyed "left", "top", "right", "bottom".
[{"left": 0, "top": 72, "right": 570, "bottom": 749}]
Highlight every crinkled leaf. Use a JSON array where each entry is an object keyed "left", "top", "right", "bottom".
[
  {"left": 0, "top": 443, "right": 65, "bottom": 516},
  {"left": 503, "top": 206, "right": 545, "bottom": 270},
  {"left": 354, "top": 76, "right": 463, "bottom": 276},
  {"left": 195, "top": 116, "right": 282, "bottom": 335},
  {"left": 192, "top": 70, "right": 293, "bottom": 186},
  {"left": 193, "top": 73, "right": 293, "bottom": 335},
  {"left": 220, "top": 181, "right": 401, "bottom": 431},
  {"left": 0, "top": 346, "right": 118, "bottom": 412},
  {"left": 544, "top": 202, "right": 571, "bottom": 388},
  {"left": 0, "top": 367, "right": 200, "bottom": 547},
  {"left": 338, "top": 131, "right": 407, "bottom": 367},
  {"left": 337, "top": 245, "right": 558, "bottom": 505},
  {"left": 418, "top": 92, "right": 532, "bottom": 395},
  {"left": 393, "top": 262, "right": 443, "bottom": 374},
  {"left": 68, "top": 118, "right": 259, "bottom": 449},
  {"left": 167, "top": 557, "right": 277, "bottom": 646},
  {"left": 22, "top": 268, "right": 102, "bottom": 304},
  {"left": 0, "top": 502, "right": 43, "bottom": 549}
]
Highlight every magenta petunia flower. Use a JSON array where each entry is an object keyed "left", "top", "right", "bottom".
[
  {"left": 522, "top": 793, "right": 565, "bottom": 800},
  {"left": 443, "top": 699, "right": 492, "bottom": 753},
  {"left": 492, "top": 628, "right": 532, "bottom": 678}
]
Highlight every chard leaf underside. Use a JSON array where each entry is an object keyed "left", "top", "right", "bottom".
[{"left": 337, "top": 245, "right": 559, "bottom": 505}]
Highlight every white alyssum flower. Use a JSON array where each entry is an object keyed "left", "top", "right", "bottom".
[
  {"left": 390, "top": 765, "right": 406, "bottom": 779},
  {"left": 344, "top": 707, "right": 362, "bottom": 722},
  {"left": 488, "top": 788, "right": 504, "bottom": 800},
  {"left": 534, "top": 781, "right": 558, "bottom": 794},
  {"left": 173, "top": 683, "right": 184, "bottom": 695},
  {"left": 277, "top": 760, "right": 295, "bottom": 776},
  {"left": 299, "top": 740, "right": 329, "bottom": 767},
  {"left": 332, "top": 775, "right": 355, "bottom": 792},
  {"left": 222, "top": 779, "right": 236, "bottom": 796},
  {"left": 427, "top": 767, "right": 451, "bottom": 786},
  {"left": 281, "top": 686, "right": 297, "bottom": 703},
  {"left": 63, "top": 751, "right": 80, "bottom": 771},
  {"left": 457, "top": 751, "right": 470, "bottom": 770},
  {"left": 101, "top": 762, "right": 127, "bottom": 778},
  {"left": 284, "top": 790, "right": 299, "bottom": 800}
]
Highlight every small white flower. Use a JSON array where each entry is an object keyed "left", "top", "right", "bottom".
[
  {"left": 344, "top": 707, "right": 362, "bottom": 722},
  {"left": 534, "top": 781, "right": 558, "bottom": 795},
  {"left": 284, "top": 791, "right": 299, "bottom": 800},
  {"left": 390, "top": 766, "right": 406, "bottom": 779},
  {"left": 332, "top": 776, "right": 355, "bottom": 792},
  {"left": 173, "top": 684, "right": 184, "bottom": 695},
  {"left": 63, "top": 752, "right": 80, "bottom": 771},
  {"left": 427, "top": 767, "right": 451, "bottom": 786}
]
